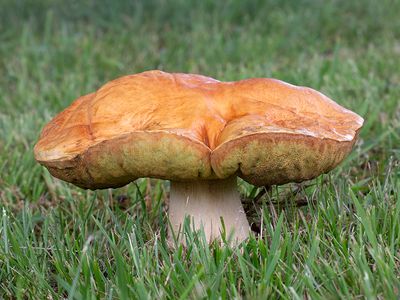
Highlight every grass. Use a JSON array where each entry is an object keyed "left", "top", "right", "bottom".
[{"left": 0, "top": 0, "right": 399, "bottom": 298}]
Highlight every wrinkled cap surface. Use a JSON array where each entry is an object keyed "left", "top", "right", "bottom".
[{"left": 34, "top": 70, "right": 364, "bottom": 189}]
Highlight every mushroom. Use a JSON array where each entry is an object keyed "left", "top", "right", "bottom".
[{"left": 34, "top": 70, "right": 364, "bottom": 243}]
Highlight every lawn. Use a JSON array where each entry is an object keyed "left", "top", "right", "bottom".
[{"left": 0, "top": 0, "right": 399, "bottom": 298}]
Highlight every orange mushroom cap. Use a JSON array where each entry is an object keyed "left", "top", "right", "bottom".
[{"left": 34, "top": 70, "right": 363, "bottom": 189}]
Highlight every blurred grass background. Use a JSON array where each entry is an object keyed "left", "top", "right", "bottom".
[{"left": 0, "top": 0, "right": 399, "bottom": 299}]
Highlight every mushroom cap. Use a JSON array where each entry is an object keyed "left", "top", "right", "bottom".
[{"left": 34, "top": 70, "right": 363, "bottom": 189}]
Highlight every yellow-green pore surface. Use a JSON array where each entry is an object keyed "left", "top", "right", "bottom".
[{"left": 34, "top": 71, "right": 364, "bottom": 189}]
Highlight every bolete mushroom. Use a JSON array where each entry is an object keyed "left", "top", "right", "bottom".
[{"left": 34, "top": 70, "right": 364, "bottom": 243}]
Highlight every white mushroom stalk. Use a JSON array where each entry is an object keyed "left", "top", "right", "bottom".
[{"left": 169, "top": 177, "right": 250, "bottom": 243}]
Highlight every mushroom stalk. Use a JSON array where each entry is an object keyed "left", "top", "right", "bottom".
[{"left": 169, "top": 177, "right": 250, "bottom": 243}]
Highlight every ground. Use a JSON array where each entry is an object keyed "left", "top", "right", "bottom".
[{"left": 0, "top": 0, "right": 399, "bottom": 299}]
